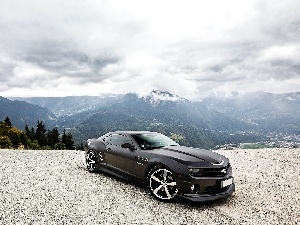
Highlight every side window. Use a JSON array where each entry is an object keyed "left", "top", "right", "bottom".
[{"left": 108, "top": 134, "right": 133, "bottom": 146}]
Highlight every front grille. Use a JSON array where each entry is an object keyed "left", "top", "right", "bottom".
[
  {"left": 202, "top": 167, "right": 228, "bottom": 177},
  {"left": 190, "top": 164, "right": 230, "bottom": 177}
]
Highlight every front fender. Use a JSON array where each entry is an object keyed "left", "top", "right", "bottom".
[{"left": 147, "top": 157, "right": 187, "bottom": 175}]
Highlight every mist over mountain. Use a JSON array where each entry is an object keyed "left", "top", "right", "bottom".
[
  {"left": 10, "top": 95, "right": 121, "bottom": 116},
  {"left": 200, "top": 92, "right": 300, "bottom": 134},
  {"left": 4, "top": 91, "right": 300, "bottom": 149}
]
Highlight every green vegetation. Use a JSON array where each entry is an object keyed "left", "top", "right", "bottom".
[
  {"left": 0, "top": 117, "right": 74, "bottom": 150},
  {"left": 169, "top": 133, "right": 185, "bottom": 144}
]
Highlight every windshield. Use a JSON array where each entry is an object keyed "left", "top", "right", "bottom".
[{"left": 131, "top": 133, "right": 179, "bottom": 150}]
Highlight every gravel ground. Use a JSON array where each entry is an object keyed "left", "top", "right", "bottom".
[{"left": 0, "top": 148, "right": 299, "bottom": 225}]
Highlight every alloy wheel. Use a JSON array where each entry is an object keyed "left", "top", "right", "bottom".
[
  {"left": 86, "top": 150, "right": 98, "bottom": 172},
  {"left": 149, "top": 167, "right": 178, "bottom": 201}
]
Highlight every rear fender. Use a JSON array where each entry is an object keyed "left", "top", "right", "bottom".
[{"left": 85, "top": 138, "right": 106, "bottom": 152}]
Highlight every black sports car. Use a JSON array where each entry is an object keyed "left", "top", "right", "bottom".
[{"left": 85, "top": 131, "right": 235, "bottom": 202}]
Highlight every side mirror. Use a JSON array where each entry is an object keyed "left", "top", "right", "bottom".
[{"left": 121, "top": 143, "right": 136, "bottom": 150}]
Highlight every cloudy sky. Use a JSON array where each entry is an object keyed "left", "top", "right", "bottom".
[{"left": 0, "top": 0, "right": 300, "bottom": 100}]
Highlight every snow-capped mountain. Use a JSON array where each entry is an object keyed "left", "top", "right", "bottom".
[{"left": 144, "top": 90, "right": 185, "bottom": 106}]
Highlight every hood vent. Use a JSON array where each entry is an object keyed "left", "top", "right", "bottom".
[{"left": 212, "top": 159, "right": 224, "bottom": 166}]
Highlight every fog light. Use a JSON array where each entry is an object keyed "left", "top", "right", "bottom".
[{"left": 191, "top": 184, "right": 200, "bottom": 193}]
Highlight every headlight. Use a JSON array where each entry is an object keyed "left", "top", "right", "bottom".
[{"left": 188, "top": 168, "right": 204, "bottom": 177}]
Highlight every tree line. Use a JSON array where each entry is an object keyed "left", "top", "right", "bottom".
[{"left": 0, "top": 117, "right": 74, "bottom": 150}]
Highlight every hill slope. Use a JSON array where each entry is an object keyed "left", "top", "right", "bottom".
[{"left": 0, "top": 96, "right": 58, "bottom": 129}]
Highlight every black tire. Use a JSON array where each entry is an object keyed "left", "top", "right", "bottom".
[
  {"left": 147, "top": 165, "right": 178, "bottom": 202},
  {"left": 86, "top": 149, "right": 99, "bottom": 173}
]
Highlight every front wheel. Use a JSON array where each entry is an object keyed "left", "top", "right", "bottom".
[
  {"left": 86, "top": 149, "right": 99, "bottom": 173},
  {"left": 147, "top": 165, "right": 178, "bottom": 202}
]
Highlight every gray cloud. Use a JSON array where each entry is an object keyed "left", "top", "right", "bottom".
[
  {"left": 24, "top": 46, "right": 119, "bottom": 78},
  {"left": 0, "top": 0, "right": 300, "bottom": 99},
  {"left": 0, "top": 60, "right": 16, "bottom": 82}
]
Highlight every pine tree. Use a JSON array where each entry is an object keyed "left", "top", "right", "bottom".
[
  {"left": 25, "top": 124, "right": 30, "bottom": 134},
  {"left": 61, "top": 129, "right": 75, "bottom": 150},
  {"left": 46, "top": 127, "right": 60, "bottom": 149},
  {"left": 4, "top": 117, "right": 12, "bottom": 127},
  {"left": 35, "top": 121, "right": 47, "bottom": 147},
  {"left": 66, "top": 133, "right": 75, "bottom": 150},
  {"left": 25, "top": 125, "right": 35, "bottom": 141}
]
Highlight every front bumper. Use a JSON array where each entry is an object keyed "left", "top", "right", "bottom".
[
  {"left": 179, "top": 182, "right": 235, "bottom": 202},
  {"left": 175, "top": 164, "right": 235, "bottom": 202}
]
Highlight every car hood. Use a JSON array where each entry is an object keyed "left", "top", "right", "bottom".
[{"left": 151, "top": 146, "right": 227, "bottom": 165}]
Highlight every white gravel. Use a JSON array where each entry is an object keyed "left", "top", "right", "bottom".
[{"left": 0, "top": 148, "right": 299, "bottom": 225}]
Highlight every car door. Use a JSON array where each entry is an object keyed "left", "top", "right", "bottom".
[{"left": 104, "top": 134, "right": 139, "bottom": 178}]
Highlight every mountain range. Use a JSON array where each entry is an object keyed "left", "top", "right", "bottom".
[{"left": 3, "top": 90, "right": 300, "bottom": 149}]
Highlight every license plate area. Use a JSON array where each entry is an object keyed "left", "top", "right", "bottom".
[{"left": 221, "top": 178, "right": 232, "bottom": 188}]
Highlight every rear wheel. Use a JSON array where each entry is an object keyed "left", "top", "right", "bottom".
[
  {"left": 86, "top": 149, "right": 99, "bottom": 172},
  {"left": 147, "top": 165, "right": 178, "bottom": 201}
]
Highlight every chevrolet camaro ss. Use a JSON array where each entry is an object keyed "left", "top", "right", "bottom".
[{"left": 85, "top": 131, "right": 235, "bottom": 202}]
